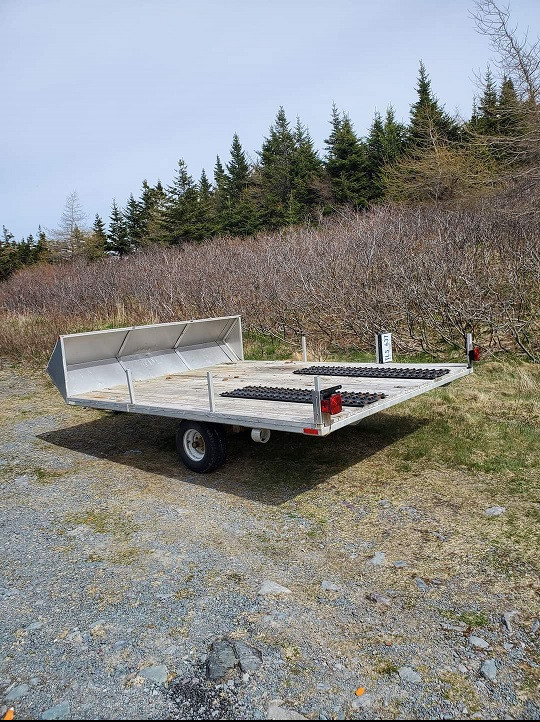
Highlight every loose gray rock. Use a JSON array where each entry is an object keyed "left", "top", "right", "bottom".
[
  {"left": 321, "top": 580, "right": 340, "bottom": 592},
  {"left": 484, "top": 506, "right": 506, "bottom": 517},
  {"left": 368, "top": 551, "right": 386, "bottom": 566},
  {"left": 139, "top": 664, "right": 168, "bottom": 684},
  {"left": 378, "top": 499, "right": 392, "bottom": 508},
  {"left": 366, "top": 592, "right": 392, "bottom": 606},
  {"left": 393, "top": 560, "right": 408, "bottom": 569},
  {"left": 232, "top": 641, "right": 263, "bottom": 673},
  {"left": 441, "top": 622, "right": 468, "bottom": 633},
  {"left": 26, "top": 621, "right": 44, "bottom": 631},
  {"left": 415, "top": 577, "right": 429, "bottom": 591},
  {"left": 267, "top": 700, "right": 307, "bottom": 720},
  {"left": 206, "top": 640, "right": 237, "bottom": 680},
  {"left": 398, "top": 666, "right": 422, "bottom": 684},
  {"left": 502, "top": 610, "right": 519, "bottom": 633},
  {"left": 469, "top": 635, "right": 490, "bottom": 650},
  {"left": 531, "top": 619, "right": 539, "bottom": 634},
  {"left": 258, "top": 580, "right": 292, "bottom": 596},
  {"left": 6, "top": 684, "right": 30, "bottom": 701},
  {"left": 40, "top": 701, "right": 70, "bottom": 720},
  {"left": 480, "top": 659, "right": 498, "bottom": 681}
]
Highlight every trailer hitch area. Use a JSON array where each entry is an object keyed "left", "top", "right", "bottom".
[{"left": 319, "top": 384, "right": 343, "bottom": 415}]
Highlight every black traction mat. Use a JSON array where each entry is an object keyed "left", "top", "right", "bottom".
[
  {"left": 220, "top": 385, "right": 385, "bottom": 408},
  {"left": 293, "top": 365, "right": 450, "bottom": 381}
]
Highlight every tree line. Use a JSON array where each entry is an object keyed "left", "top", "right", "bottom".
[{"left": 2, "top": 0, "right": 538, "bottom": 282}]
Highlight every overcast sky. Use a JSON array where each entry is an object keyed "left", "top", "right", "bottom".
[{"left": 1, "top": 0, "right": 537, "bottom": 239}]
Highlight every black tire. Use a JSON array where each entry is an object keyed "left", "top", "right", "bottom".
[{"left": 176, "top": 421, "right": 227, "bottom": 473}]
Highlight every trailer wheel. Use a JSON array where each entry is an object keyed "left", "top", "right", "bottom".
[{"left": 176, "top": 421, "right": 227, "bottom": 473}]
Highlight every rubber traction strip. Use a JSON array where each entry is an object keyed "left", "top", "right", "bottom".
[
  {"left": 293, "top": 365, "right": 450, "bottom": 381},
  {"left": 221, "top": 385, "right": 385, "bottom": 408}
]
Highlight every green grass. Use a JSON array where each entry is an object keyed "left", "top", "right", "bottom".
[
  {"left": 64, "top": 507, "right": 140, "bottom": 541},
  {"left": 441, "top": 610, "right": 489, "bottom": 628}
]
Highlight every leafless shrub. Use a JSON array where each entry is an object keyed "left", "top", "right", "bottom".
[{"left": 1, "top": 197, "right": 538, "bottom": 363}]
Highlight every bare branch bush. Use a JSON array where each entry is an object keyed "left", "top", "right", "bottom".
[{"left": 1, "top": 198, "right": 538, "bottom": 363}]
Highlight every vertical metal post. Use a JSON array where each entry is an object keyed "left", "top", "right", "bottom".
[
  {"left": 312, "top": 376, "right": 323, "bottom": 426},
  {"left": 466, "top": 332, "right": 473, "bottom": 368},
  {"left": 125, "top": 368, "right": 135, "bottom": 404},
  {"left": 207, "top": 371, "right": 215, "bottom": 412},
  {"left": 301, "top": 335, "right": 307, "bottom": 363}
]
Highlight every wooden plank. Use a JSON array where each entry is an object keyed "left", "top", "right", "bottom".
[{"left": 71, "top": 359, "right": 471, "bottom": 431}]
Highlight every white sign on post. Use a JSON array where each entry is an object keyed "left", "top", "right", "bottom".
[{"left": 376, "top": 333, "right": 393, "bottom": 364}]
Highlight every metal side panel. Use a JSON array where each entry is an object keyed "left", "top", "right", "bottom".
[
  {"left": 47, "top": 338, "right": 68, "bottom": 400},
  {"left": 49, "top": 316, "right": 244, "bottom": 400},
  {"left": 120, "top": 349, "right": 189, "bottom": 381},
  {"left": 66, "top": 358, "right": 127, "bottom": 397}
]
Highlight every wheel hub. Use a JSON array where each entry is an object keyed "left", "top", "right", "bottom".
[{"left": 183, "top": 429, "right": 206, "bottom": 462}]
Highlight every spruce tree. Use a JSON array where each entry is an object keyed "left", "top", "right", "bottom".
[
  {"left": 141, "top": 180, "right": 167, "bottom": 244},
  {"left": 0, "top": 226, "right": 17, "bottom": 281},
  {"left": 84, "top": 214, "right": 107, "bottom": 260},
  {"left": 108, "top": 200, "right": 130, "bottom": 255},
  {"left": 258, "top": 107, "right": 297, "bottom": 228},
  {"left": 475, "top": 69, "right": 499, "bottom": 135},
  {"left": 325, "top": 104, "right": 370, "bottom": 207},
  {"left": 193, "top": 168, "right": 216, "bottom": 240},
  {"left": 365, "top": 112, "right": 386, "bottom": 200},
  {"left": 408, "top": 62, "right": 460, "bottom": 147},
  {"left": 290, "top": 117, "right": 325, "bottom": 220},
  {"left": 382, "top": 107, "right": 406, "bottom": 162},
  {"left": 35, "top": 226, "right": 51, "bottom": 264},
  {"left": 162, "top": 159, "right": 200, "bottom": 244},
  {"left": 124, "top": 194, "right": 144, "bottom": 249},
  {"left": 213, "top": 155, "right": 228, "bottom": 233},
  {"left": 223, "top": 134, "right": 259, "bottom": 235},
  {"left": 498, "top": 76, "right": 524, "bottom": 136}
]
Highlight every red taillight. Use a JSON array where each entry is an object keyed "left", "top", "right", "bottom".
[
  {"left": 321, "top": 393, "right": 343, "bottom": 415},
  {"left": 469, "top": 347, "right": 481, "bottom": 362},
  {"left": 303, "top": 427, "right": 319, "bottom": 435}
]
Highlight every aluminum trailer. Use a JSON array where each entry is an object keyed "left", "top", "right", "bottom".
[{"left": 47, "top": 315, "right": 474, "bottom": 472}]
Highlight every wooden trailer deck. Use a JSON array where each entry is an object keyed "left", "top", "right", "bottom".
[{"left": 67, "top": 359, "right": 472, "bottom": 436}]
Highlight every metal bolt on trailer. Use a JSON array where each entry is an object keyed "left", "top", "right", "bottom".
[{"left": 47, "top": 316, "right": 477, "bottom": 473}]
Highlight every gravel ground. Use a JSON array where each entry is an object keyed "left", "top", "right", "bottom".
[{"left": 0, "top": 363, "right": 539, "bottom": 720}]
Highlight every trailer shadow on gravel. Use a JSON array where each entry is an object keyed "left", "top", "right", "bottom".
[{"left": 39, "top": 410, "right": 428, "bottom": 505}]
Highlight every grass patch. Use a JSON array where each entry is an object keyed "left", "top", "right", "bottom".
[
  {"left": 375, "top": 660, "right": 399, "bottom": 676},
  {"left": 439, "top": 671, "right": 480, "bottom": 712},
  {"left": 64, "top": 507, "right": 140, "bottom": 541},
  {"left": 108, "top": 546, "right": 145, "bottom": 565},
  {"left": 441, "top": 610, "right": 489, "bottom": 628}
]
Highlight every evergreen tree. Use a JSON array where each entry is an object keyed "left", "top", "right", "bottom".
[
  {"left": 258, "top": 107, "right": 298, "bottom": 228},
  {"left": 382, "top": 106, "right": 407, "bottom": 162},
  {"left": 408, "top": 62, "right": 460, "bottom": 147},
  {"left": 34, "top": 226, "right": 51, "bottom": 264},
  {"left": 162, "top": 159, "right": 200, "bottom": 244},
  {"left": 498, "top": 76, "right": 524, "bottom": 136},
  {"left": 325, "top": 104, "right": 370, "bottom": 207},
  {"left": 0, "top": 226, "right": 18, "bottom": 281},
  {"left": 107, "top": 200, "right": 130, "bottom": 255},
  {"left": 141, "top": 179, "right": 167, "bottom": 244},
  {"left": 84, "top": 214, "right": 107, "bottom": 260},
  {"left": 290, "top": 117, "right": 325, "bottom": 219},
  {"left": 475, "top": 69, "right": 499, "bottom": 135},
  {"left": 213, "top": 155, "right": 228, "bottom": 233},
  {"left": 365, "top": 112, "right": 386, "bottom": 199},
  {"left": 223, "top": 134, "right": 259, "bottom": 235},
  {"left": 193, "top": 168, "right": 216, "bottom": 240},
  {"left": 124, "top": 193, "right": 144, "bottom": 249}
]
